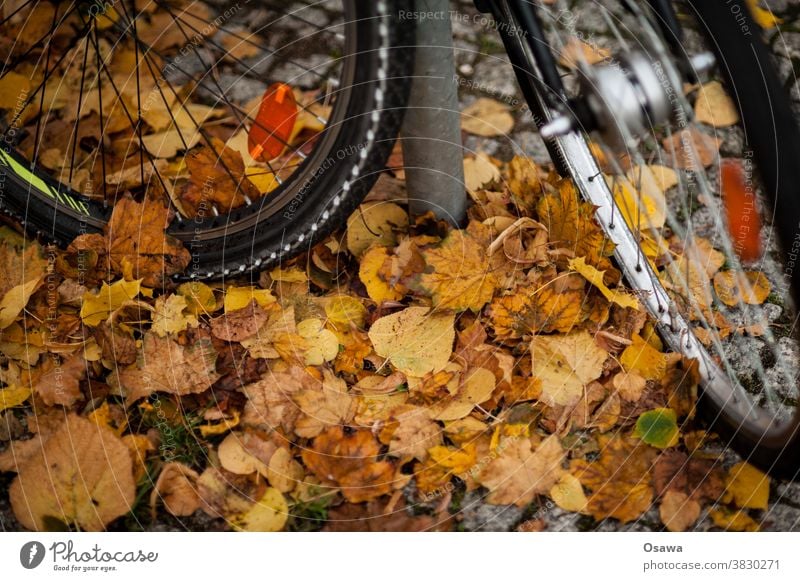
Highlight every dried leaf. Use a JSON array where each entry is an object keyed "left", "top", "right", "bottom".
[
  {"left": 151, "top": 463, "right": 201, "bottom": 517},
  {"left": 713, "top": 270, "right": 770, "bottom": 306},
  {"left": 231, "top": 488, "right": 288, "bottom": 532},
  {"left": 694, "top": 81, "right": 739, "bottom": 127},
  {"left": 80, "top": 279, "right": 143, "bottom": 327},
  {"left": 346, "top": 202, "right": 409, "bottom": 258},
  {"left": 368, "top": 307, "right": 455, "bottom": 378},
  {"left": 420, "top": 230, "right": 498, "bottom": 312},
  {"left": 461, "top": 98, "right": 514, "bottom": 136},
  {"left": 9, "top": 415, "right": 135, "bottom": 531},
  {"left": 659, "top": 489, "right": 700, "bottom": 532},
  {"left": 569, "top": 256, "right": 639, "bottom": 309},
  {"left": 620, "top": 334, "right": 667, "bottom": 381},
  {"left": 152, "top": 294, "right": 198, "bottom": 337},
  {"left": 532, "top": 331, "right": 607, "bottom": 407},
  {"left": 726, "top": 462, "right": 769, "bottom": 510}
]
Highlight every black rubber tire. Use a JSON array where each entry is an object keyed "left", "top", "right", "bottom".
[
  {"left": 685, "top": 0, "right": 800, "bottom": 479},
  {"left": 0, "top": 1, "right": 416, "bottom": 281}
]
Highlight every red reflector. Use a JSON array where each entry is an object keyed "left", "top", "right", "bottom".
[
  {"left": 721, "top": 158, "right": 762, "bottom": 263},
  {"left": 248, "top": 82, "right": 298, "bottom": 161}
]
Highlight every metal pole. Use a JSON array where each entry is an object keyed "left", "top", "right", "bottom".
[{"left": 401, "top": 1, "right": 467, "bottom": 226}]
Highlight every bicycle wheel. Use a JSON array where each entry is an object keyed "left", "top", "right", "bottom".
[
  {"left": 0, "top": 0, "right": 414, "bottom": 280},
  {"left": 494, "top": 0, "right": 800, "bottom": 478}
]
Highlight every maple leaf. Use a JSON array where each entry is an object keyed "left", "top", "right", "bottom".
[
  {"left": 302, "top": 426, "right": 395, "bottom": 503},
  {"left": 177, "top": 138, "right": 261, "bottom": 218},
  {"left": 489, "top": 273, "right": 588, "bottom": 339},
  {"left": 72, "top": 196, "right": 190, "bottom": 287},
  {"left": 531, "top": 330, "right": 608, "bottom": 407},
  {"left": 241, "top": 364, "right": 320, "bottom": 433},
  {"left": 536, "top": 179, "right": 614, "bottom": 269},
  {"left": 419, "top": 230, "right": 499, "bottom": 312},
  {"left": 383, "top": 405, "right": 443, "bottom": 461},
  {"left": 9, "top": 414, "right": 135, "bottom": 531},
  {"left": 478, "top": 435, "right": 565, "bottom": 507},
  {"left": 151, "top": 294, "right": 199, "bottom": 337},
  {"left": 571, "top": 434, "right": 657, "bottom": 523}
]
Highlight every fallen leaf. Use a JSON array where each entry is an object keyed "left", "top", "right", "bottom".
[
  {"left": 368, "top": 307, "right": 455, "bottom": 378},
  {"left": 532, "top": 331, "right": 607, "bottom": 407},
  {"left": 713, "top": 270, "right": 770, "bottom": 306},
  {"left": 223, "top": 286, "right": 276, "bottom": 312},
  {"left": 559, "top": 38, "right": 611, "bottom": 68},
  {"left": 725, "top": 462, "right": 769, "bottom": 510},
  {"left": 479, "top": 435, "right": 565, "bottom": 507},
  {"left": 620, "top": 334, "right": 667, "bottom": 381},
  {"left": 9, "top": 415, "right": 135, "bottom": 531},
  {"left": 218, "top": 432, "right": 269, "bottom": 476},
  {"left": 211, "top": 299, "right": 269, "bottom": 342},
  {"left": 80, "top": 279, "right": 143, "bottom": 327},
  {"left": 746, "top": 0, "right": 782, "bottom": 29},
  {"left": 0, "top": 277, "right": 41, "bottom": 329},
  {"left": 550, "top": 472, "right": 588, "bottom": 513},
  {"left": 464, "top": 152, "right": 501, "bottom": 192},
  {"left": 661, "top": 127, "right": 720, "bottom": 169},
  {"left": 634, "top": 408, "right": 680, "bottom": 449},
  {"left": 571, "top": 435, "right": 657, "bottom": 523},
  {"left": 569, "top": 256, "right": 639, "bottom": 309},
  {"left": 346, "top": 202, "right": 409, "bottom": 258},
  {"left": 420, "top": 230, "right": 498, "bottom": 312},
  {"left": 611, "top": 371, "right": 647, "bottom": 402},
  {"left": 694, "top": 81, "right": 739, "bottom": 127},
  {"left": 293, "top": 371, "right": 354, "bottom": 438},
  {"left": 659, "top": 489, "right": 700, "bottom": 531},
  {"left": 113, "top": 331, "right": 219, "bottom": 400},
  {"left": 359, "top": 246, "right": 406, "bottom": 304},
  {"left": 461, "top": 98, "right": 514, "bottom": 137},
  {"left": 297, "top": 318, "right": 339, "bottom": 366},
  {"left": 32, "top": 353, "right": 86, "bottom": 407},
  {"left": 386, "top": 406, "right": 442, "bottom": 461},
  {"left": 231, "top": 487, "right": 288, "bottom": 532},
  {"left": 265, "top": 447, "right": 304, "bottom": 493},
  {"left": 0, "top": 384, "right": 31, "bottom": 412},
  {"left": 150, "top": 463, "right": 201, "bottom": 517},
  {"left": 301, "top": 426, "right": 395, "bottom": 503},
  {"left": 152, "top": 294, "right": 198, "bottom": 337},
  {"left": 709, "top": 506, "right": 760, "bottom": 531},
  {"left": 489, "top": 274, "right": 587, "bottom": 338}
]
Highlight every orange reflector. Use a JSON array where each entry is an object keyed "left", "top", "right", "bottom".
[
  {"left": 248, "top": 82, "right": 298, "bottom": 161},
  {"left": 721, "top": 158, "right": 762, "bottom": 263}
]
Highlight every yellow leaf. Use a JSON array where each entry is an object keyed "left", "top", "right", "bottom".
[
  {"left": 0, "top": 277, "right": 41, "bottom": 329},
  {"left": 296, "top": 318, "right": 339, "bottom": 366},
  {"left": 463, "top": 152, "right": 501, "bottom": 192},
  {"left": 359, "top": 245, "right": 405, "bottom": 304},
  {"left": 709, "top": 506, "right": 760, "bottom": 531},
  {"left": 80, "top": 279, "right": 142, "bottom": 327},
  {"left": 713, "top": 270, "right": 770, "bottom": 306},
  {"left": 420, "top": 230, "right": 498, "bottom": 312},
  {"left": 694, "top": 81, "right": 740, "bottom": 127},
  {"left": 746, "top": 0, "right": 782, "bottom": 29},
  {"left": 633, "top": 408, "right": 680, "bottom": 449},
  {"left": 569, "top": 256, "right": 639, "bottom": 309},
  {"left": 532, "top": 331, "right": 607, "bottom": 407},
  {"left": 177, "top": 281, "right": 218, "bottom": 315},
  {"left": 559, "top": 38, "right": 611, "bottom": 68},
  {"left": 610, "top": 174, "right": 666, "bottom": 230},
  {"left": 269, "top": 266, "right": 307, "bottom": 283},
  {"left": 620, "top": 334, "right": 667, "bottom": 381},
  {"left": 461, "top": 98, "right": 514, "bottom": 137},
  {"left": 0, "top": 385, "right": 31, "bottom": 412},
  {"left": 231, "top": 487, "right": 288, "bottom": 532},
  {"left": 368, "top": 307, "right": 455, "bottom": 378},
  {"left": 199, "top": 410, "right": 240, "bottom": 437},
  {"left": 346, "top": 202, "right": 409, "bottom": 258},
  {"left": 0, "top": 72, "right": 32, "bottom": 110},
  {"left": 322, "top": 295, "right": 367, "bottom": 329},
  {"left": 246, "top": 167, "right": 280, "bottom": 193},
  {"left": 218, "top": 432, "right": 269, "bottom": 477},
  {"left": 550, "top": 473, "right": 588, "bottom": 513},
  {"left": 224, "top": 286, "right": 275, "bottom": 313},
  {"left": 726, "top": 462, "right": 770, "bottom": 510},
  {"left": 151, "top": 294, "right": 198, "bottom": 337}
]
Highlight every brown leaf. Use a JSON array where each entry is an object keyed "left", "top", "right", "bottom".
[
  {"left": 323, "top": 496, "right": 450, "bottom": 531},
  {"left": 659, "top": 489, "right": 701, "bottom": 532},
  {"left": 571, "top": 434, "right": 657, "bottom": 523},
  {"left": 302, "top": 426, "right": 395, "bottom": 503},
  {"left": 113, "top": 331, "right": 220, "bottom": 400},
  {"left": 31, "top": 353, "right": 86, "bottom": 407},
  {"left": 71, "top": 195, "right": 190, "bottom": 286},
  {"left": 177, "top": 139, "right": 261, "bottom": 218},
  {"left": 150, "top": 462, "right": 201, "bottom": 517},
  {"left": 478, "top": 435, "right": 565, "bottom": 507},
  {"left": 9, "top": 414, "right": 135, "bottom": 531},
  {"left": 652, "top": 449, "right": 725, "bottom": 505},
  {"left": 241, "top": 365, "right": 321, "bottom": 433},
  {"left": 210, "top": 299, "right": 271, "bottom": 342},
  {"left": 385, "top": 405, "right": 443, "bottom": 461}
]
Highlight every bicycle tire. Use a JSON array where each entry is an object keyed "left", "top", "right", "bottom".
[{"left": 0, "top": 1, "right": 416, "bottom": 281}]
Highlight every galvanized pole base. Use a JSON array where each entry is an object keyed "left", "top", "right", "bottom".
[{"left": 400, "top": 1, "right": 467, "bottom": 226}]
